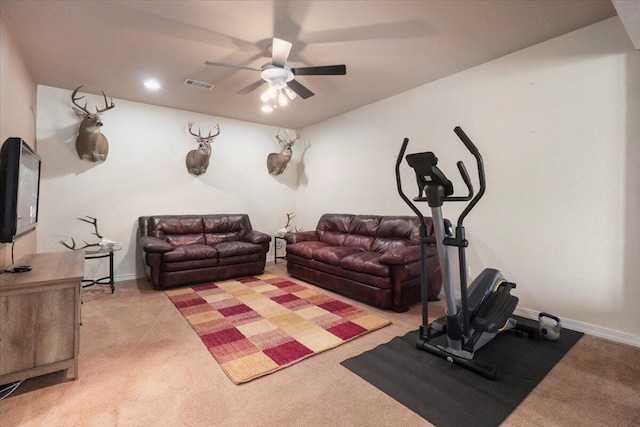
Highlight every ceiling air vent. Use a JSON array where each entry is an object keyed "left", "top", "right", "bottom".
[{"left": 183, "top": 79, "right": 214, "bottom": 90}]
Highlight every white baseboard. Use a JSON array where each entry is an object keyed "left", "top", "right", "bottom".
[
  {"left": 114, "top": 273, "right": 143, "bottom": 282},
  {"left": 515, "top": 307, "right": 640, "bottom": 348}
]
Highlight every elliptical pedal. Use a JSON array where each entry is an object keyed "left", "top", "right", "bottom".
[{"left": 472, "top": 285, "right": 519, "bottom": 333}]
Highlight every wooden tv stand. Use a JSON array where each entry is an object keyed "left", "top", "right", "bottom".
[{"left": 0, "top": 251, "right": 84, "bottom": 384}]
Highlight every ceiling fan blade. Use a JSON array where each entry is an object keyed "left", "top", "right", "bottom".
[
  {"left": 292, "top": 64, "right": 347, "bottom": 76},
  {"left": 237, "top": 80, "right": 267, "bottom": 95},
  {"left": 287, "top": 79, "right": 314, "bottom": 99},
  {"left": 205, "top": 61, "right": 261, "bottom": 72},
  {"left": 271, "top": 37, "right": 292, "bottom": 67}
]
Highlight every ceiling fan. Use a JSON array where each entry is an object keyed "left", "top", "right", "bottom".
[{"left": 205, "top": 37, "right": 346, "bottom": 102}]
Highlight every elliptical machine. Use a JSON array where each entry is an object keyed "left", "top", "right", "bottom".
[{"left": 396, "top": 126, "right": 537, "bottom": 380}]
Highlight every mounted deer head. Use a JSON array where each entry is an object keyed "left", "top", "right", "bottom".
[
  {"left": 71, "top": 86, "right": 115, "bottom": 162},
  {"left": 267, "top": 129, "right": 299, "bottom": 176},
  {"left": 186, "top": 121, "right": 220, "bottom": 175}
]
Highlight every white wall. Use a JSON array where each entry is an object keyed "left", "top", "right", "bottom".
[
  {"left": 36, "top": 86, "right": 298, "bottom": 279},
  {"left": 299, "top": 17, "right": 640, "bottom": 343}
]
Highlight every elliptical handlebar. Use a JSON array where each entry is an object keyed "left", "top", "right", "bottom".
[
  {"left": 442, "top": 160, "right": 473, "bottom": 202},
  {"left": 396, "top": 138, "right": 428, "bottom": 231},
  {"left": 453, "top": 126, "right": 486, "bottom": 227}
]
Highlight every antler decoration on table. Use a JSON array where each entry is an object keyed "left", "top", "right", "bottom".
[
  {"left": 59, "top": 216, "right": 117, "bottom": 250},
  {"left": 284, "top": 212, "right": 295, "bottom": 229},
  {"left": 274, "top": 212, "right": 303, "bottom": 236}
]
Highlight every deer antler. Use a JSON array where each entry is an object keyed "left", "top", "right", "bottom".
[
  {"left": 71, "top": 85, "right": 90, "bottom": 114},
  {"left": 77, "top": 215, "right": 103, "bottom": 239},
  {"left": 276, "top": 129, "right": 300, "bottom": 146},
  {"left": 207, "top": 124, "right": 221, "bottom": 140},
  {"left": 72, "top": 86, "right": 114, "bottom": 114},
  {"left": 95, "top": 90, "right": 115, "bottom": 113},
  {"left": 188, "top": 122, "right": 220, "bottom": 141},
  {"left": 285, "top": 212, "right": 296, "bottom": 228},
  {"left": 187, "top": 121, "right": 200, "bottom": 138},
  {"left": 59, "top": 216, "right": 107, "bottom": 250},
  {"left": 58, "top": 237, "right": 100, "bottom": 251}
]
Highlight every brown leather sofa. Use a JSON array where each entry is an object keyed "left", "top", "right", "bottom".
[
  {"left": 138, "top": 214, "right": 270, "bottom": 290},
  {"left": 284, "top": 214, "right": 444, "bottom": 312}
]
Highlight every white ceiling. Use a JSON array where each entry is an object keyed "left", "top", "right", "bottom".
[{"left": 1, "top": 0, "right": 617, "bottom": 130}]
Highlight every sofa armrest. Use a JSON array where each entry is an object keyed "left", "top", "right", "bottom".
[
  {"left": 379, "top": 246, "right": 422, "bottom": 265},
  {"left": 284, "top": 231, "right": 318, "bottom": 244},
  {"left": 242, "top": 230, "right": 271, "bottom": 244},
  {"left": 140, "top": 236, "right": 173, "bottom": 253}
]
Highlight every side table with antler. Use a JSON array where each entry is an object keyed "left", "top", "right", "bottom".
[
  {"left": 81, "top": 246, "right": 121, "bottom": 293},
  {"left": 59, "top": 216, "right": 121, "bottom": 293}
]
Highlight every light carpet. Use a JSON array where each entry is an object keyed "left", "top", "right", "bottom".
[{"left": 166, "top": 274, "right": 390, "bottom": 384}]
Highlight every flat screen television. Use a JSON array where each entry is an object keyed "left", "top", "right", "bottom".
[{"left": 0, "top": 137, "right": 42, "bottom": 243}]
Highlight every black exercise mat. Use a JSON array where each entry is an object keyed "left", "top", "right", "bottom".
[{"left": 341, "top": 319, "right": 583, "bottom": 427}]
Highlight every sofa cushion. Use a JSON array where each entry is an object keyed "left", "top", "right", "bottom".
[
  {"left": 313, "top": 246, "right": 362, "bottom": 266},
  {"left": 286, "top": 241, "right": 332, "bottom": 259},
  {"left": 343, "top": 234, "right": 376, "bottom": 251},
  {"left": 148, "top": 215, "right": 204, "bottom": 239},
  {"left": 339, "top": 252, "right": 390, "bottom": 277},
  {"left": 317, "top": 214, "right": 353, "bottom": 246},
  {"left": 202, "top": 214, "right": 252, "bottom": 235},
  {"left": 317, "top": 214, "right": 354, "bottom": 233},
  {"left": 161, "top": 258, "right": 218, "bottom": 272},
  {"left": 218, "top": 252, "right": 264, "bottom": 266},
  {"left": 378, "top": 216, "right": 421, "bottom": 244},
  {"left": 286, "top": 254, "right": 342, "bottom": 276},
  {"left": 318, "top": 231, "right": 348, "bottom": 246},
  {"left": 162, "top": 244, "right": 218, "bottom": 262},
  {"left": 166, "top": 234, "right": 205, "bottom": 247},
  {"left": 337, "top": 267, "right": 393, "bottom": 290},
  {"left": 372, "top": 237, "right": 409, "bottom": 253},
  {"left": 205, "top": 232, "right": 240, "bottom": 245},
  {"left": 349, "top": 215, "right": 381, "bottom": 236},
  {"left": 214, "top": 241, "right": 263, "bottom": 257}
]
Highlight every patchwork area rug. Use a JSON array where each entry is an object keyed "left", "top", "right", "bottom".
[{"left": 166, "top": 274, "right": 391, "bottom": 384}]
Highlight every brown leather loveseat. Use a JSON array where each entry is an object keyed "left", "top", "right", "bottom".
[
  {"left": 139, "top": 214, "right": 270, "bottom": 290},
  {"left": 284, "top": 213, "right": 444, "bottom": 312}
]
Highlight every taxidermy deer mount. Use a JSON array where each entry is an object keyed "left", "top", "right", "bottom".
[
  {"left": 71, "top": 86, "right": 115, "bottom": 162},
  {"left": 59, "top": 216, "right": 120, "bottom": 250},
  {"left": 267, "top": 129, "right": 299, "bottom": 176},
  {"left": 186, "top": 121, "right": 220, "bottom": 175}
]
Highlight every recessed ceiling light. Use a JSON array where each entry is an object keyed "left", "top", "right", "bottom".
[{"left": 144, "top": 79, "right": 161, "bottom": 91}]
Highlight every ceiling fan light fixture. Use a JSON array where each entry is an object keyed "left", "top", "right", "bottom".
[
  {"left": 205, "top": 37, "right": 346, "bottom": 105},
  {"left": 267, "top": 84, "right": 278, "bottom": 99},
  {"left": 278, "top": 92, "right": 288, "bottom": 106},
  {"left": 260, "top": 66, "right": 294, "bottom": 84},
  {"left": 284, "top": 85, "right": 297, "bottom": 100},
  {"left": 261, "top": 104, "right": 273, "bottom": 113}
]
